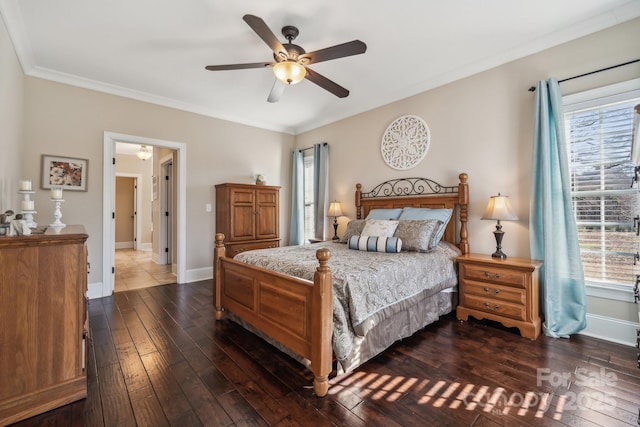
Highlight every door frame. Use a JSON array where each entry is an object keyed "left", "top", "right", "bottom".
[
  {"left": 115, "top": 173, "right": 142, "bottom": 250},
  {"left": 103, "top": 132, "right": 187, "bottom": 297}
]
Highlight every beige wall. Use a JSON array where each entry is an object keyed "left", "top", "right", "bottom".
[
  {"left": 0, "top": 15, "right": 24, "bottom": 212},
  {"left": 296, "top": 18, "right": 640, "bottom": 323},
  {"left": 115, "top": 152, "right": 154, "bottom": 246},
  {"left": 21, "top": 78, "right": 295, "bottom": 286}
]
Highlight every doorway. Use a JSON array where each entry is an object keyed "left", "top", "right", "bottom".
[{"left": 101, "top": 132, "right": 187, "bottom": 298}]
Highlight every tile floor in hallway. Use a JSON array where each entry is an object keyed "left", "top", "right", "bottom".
[{"left": 114, "top": 248, "right": 176, "bottom": 292}]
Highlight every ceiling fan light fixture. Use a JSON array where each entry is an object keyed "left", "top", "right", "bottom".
[
  {"left": 273, "top": 60, "right": 306, "bottom": 85},
  {"left": 136, "top": 145, "right": 152, "bottom": 161}
]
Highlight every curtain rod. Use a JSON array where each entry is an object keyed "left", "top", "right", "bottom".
[
  {"left": 299, "top": 142, "right": 328, "bottom": 152},
  {"left": 527, "top": 58, "right": 640, "bottom": 92}
]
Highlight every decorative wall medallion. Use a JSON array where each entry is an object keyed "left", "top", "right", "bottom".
[{"left": 381, "top": 115, "right": 431, "bottom": 170}]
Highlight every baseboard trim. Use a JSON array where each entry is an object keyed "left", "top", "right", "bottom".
[
  {"left": 87, "top": 282, "right": 104, "bottom": 299},
  {"left": 115, "top": 242, "right": 133, "bottom": 249},
  {"left": 138, "top": 243, "right": 152, "bottom": 251},
  {"left": 185, "top": 267, "right": 213, "bottom": 283},
  {"left": 580, "top": 313, "right": 639, "bottom": 347}
]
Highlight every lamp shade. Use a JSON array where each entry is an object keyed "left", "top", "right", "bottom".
[
  {"left": 136, "top": 145, "right": 152, "bottom": 161},
  {"left": 327, "top": 201, "right": 343, "bottom": 217},
  {"left": 273, "top": 60, "right": 307, "bottom": 85},
  {"left": 481, "top": 193, "right": 518, "bottom": 221}
]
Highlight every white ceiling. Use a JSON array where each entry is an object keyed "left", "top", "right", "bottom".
[{"left": 1, "top": 0, "right": 639, "bottom": 135}]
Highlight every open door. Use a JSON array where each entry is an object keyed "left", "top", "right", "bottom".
[
  {"left": 159, "top": 156, "right": 174, "bottom": 266},
  {"left": 115, "top": 176, "right": 136, "bottom": 249}
]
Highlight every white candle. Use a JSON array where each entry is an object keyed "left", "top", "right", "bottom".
[
  {"left": 21, "top": 200, "right": 34, "bottom": 211},
  {"left": 19, "top": 180, "right": 32, "bottom": 191},
  {"left": 51, "top": 187, "right": 63, "bottom": 200}
]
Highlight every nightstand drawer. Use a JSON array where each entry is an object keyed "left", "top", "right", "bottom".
[
  {"left": 463, "top": 281, "right": 526, "bottom": 305},
  {"left": 463, "top": 294, "right": 526, "bottom": 321},
  {"left": 462, "top": 264, "right": 526, "bottom": 288}
]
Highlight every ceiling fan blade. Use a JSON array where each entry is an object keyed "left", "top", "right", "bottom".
[
  {"left": 300, "top": 40, "right": 367, "bottom": 65},
  {"left": 243, "top": 14, "right": 287, "bottom": 58},
  {"left": 304, "top": 68, "right": 349, "bottom": 98},
  {"left": 267, "top": 79, "right": 286, "bottom": 103},
  {"left": 205, "top": 62, "right": 273, "bottom": 71}
]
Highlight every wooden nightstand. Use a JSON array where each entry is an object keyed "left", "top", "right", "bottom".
[{"left": 456, "top": 253, "right": 543, "bottom": 340}]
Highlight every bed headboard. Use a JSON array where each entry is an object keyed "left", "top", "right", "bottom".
[{"left": 355, "top": 173, "right": 469, "bottom": 254}]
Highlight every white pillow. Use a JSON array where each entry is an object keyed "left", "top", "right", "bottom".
[{"left": 361, "top": 219, "right": 399, "bottom": 237}]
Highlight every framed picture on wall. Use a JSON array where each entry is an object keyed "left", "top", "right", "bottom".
[{"left": 41, "top": 155, "right": 88, "bottom": 191}]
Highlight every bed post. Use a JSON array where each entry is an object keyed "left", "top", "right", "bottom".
[
  {"left": 355, "top": 183, "right": 362, "bottom": 219},
  {"left": 214, "top": 233, "right": 226, "bottom": 320},
  {"left": 458, "top": 173, "right": 469, "bottom": 255},
  {"left": 310, "top": 248, "right": 332, "bottom": 397}
]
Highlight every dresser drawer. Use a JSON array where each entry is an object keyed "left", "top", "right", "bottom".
[
  {"left": 227, "top": 240, "right": 280, "bottom": 258},
  {"left": 462, "top": 294, "right": 526, "bottom": 321},
  {"left": 462, "top": 281, "right": 526, "bottom": 305},
  {"left": 462, "top": 264, "right": 526, "bottom": 288}
]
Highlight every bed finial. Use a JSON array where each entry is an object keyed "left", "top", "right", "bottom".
[
  {"left": 458, "top": 173, "right": 469, "bottom": 254},
  {"left": 355, "top": 183, "right": 362, "bottom": 219}
]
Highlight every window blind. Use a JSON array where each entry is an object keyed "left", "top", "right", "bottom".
[{"left": 567, "top": 99, "right": 640, "bottom": 285}]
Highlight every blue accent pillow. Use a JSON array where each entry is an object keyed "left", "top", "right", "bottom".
[
  {"left": 365, "top": 208, "right": 403, "bottom": 220},
  {"left": 398, "top": 207, "right": 453, "bottom": 245},
  {"left": 348, "top": 235, "right": 403, "bottom": 253}
]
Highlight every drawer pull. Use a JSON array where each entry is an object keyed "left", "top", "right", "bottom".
[
  {"left": 483, "top": 271, "right": 501, "bottom": 279},
  {"left": 483, "top": 287, "right": 489, "bottom": 292},
  {"left": 483, "top": 301, "right": 500, "bottom": 310},
  {"left": 495, "top": 289, "right": 500, "bottom": 294}
]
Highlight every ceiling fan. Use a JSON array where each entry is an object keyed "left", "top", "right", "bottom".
[{"left": 205, "top": 14, "right": 367, "bottom": 103}]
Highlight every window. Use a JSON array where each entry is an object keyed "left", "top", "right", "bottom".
[
  {"left": 303, "top": 155, "right": 315, "bottom": 241},
  {"left": 565, "top": 80, "right": 640, "bottom": 290}
]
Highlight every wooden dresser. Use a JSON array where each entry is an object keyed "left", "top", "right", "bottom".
[
  {"left": 456, "top": 253, "right": 542, "bottom": 340},
  {"left": 0, "top": 225, "right": 89, "bottom": 425},
  {"left": 215, "top": 183, "right": 280, "bottom": 258}
]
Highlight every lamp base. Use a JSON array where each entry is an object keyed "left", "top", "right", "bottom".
[
  {"left": 491, "top": 221, "right": 507, "bottom": 259},
  {"left": 491, "top": 250, "right": 507, "bottom": 259},
  {"left": 332, "top": 219, "right": 339, "bottom": 240}
]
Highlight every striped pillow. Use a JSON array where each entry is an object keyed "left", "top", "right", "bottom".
[{"left": 348, "top": 235, "right": 403, "bottom": 253}]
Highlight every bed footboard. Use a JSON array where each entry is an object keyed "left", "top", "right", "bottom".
[{"left": 213, "top": 233, "right": 333, "bottom": 397}]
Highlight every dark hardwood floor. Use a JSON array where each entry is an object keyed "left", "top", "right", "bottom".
[{"left": 10, "top": 280, "right": 640, "bottom": 426}]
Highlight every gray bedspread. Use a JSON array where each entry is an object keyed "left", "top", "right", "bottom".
[{"left": 234, "top": 241, "right": 460, "bottom": 364}]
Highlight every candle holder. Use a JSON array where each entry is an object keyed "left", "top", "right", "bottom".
[
  {"left": 18, "top": 190, "right": 37, "bottom": 228},
  {"left": 50, "top": 198, "right": 66, "bottom": 228}
]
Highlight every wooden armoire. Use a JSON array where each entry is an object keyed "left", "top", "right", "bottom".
[{"left": 215, "top": 183, "right": 280, "bottom": 258}]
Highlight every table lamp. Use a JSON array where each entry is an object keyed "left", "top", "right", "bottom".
[
  {"left": 481, "top": 193, "right": 518, "bottom": 259},
  {"left": 327, "top": 201, "right": 343, "bottom": 240}
]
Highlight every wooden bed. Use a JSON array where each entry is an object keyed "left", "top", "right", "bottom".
[{"left": 213, "top": 173, "right": 469, "bottom": 397}]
